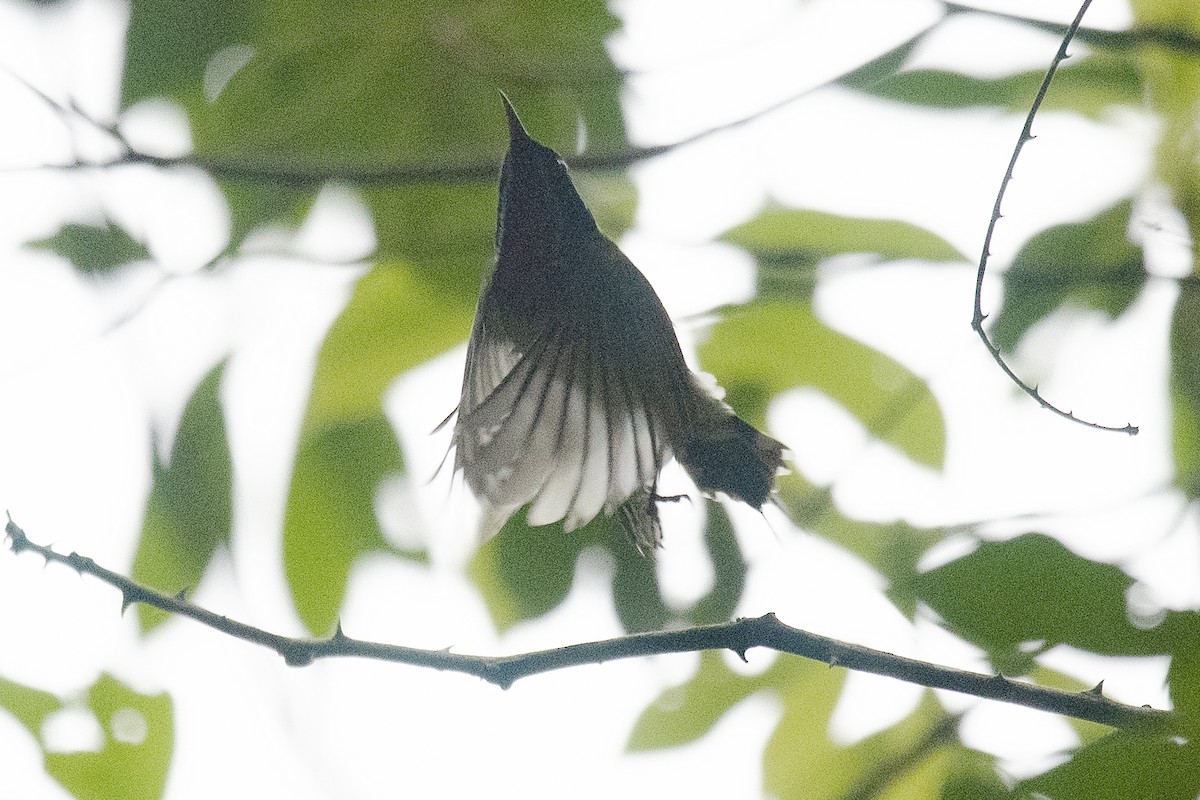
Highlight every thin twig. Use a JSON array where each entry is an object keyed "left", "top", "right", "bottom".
[
  {"left": 5, "top": 516, "right": 1169, "bottom": 731},
  {"left": 943, "top": 2, "right": 1200, "bottom": 55},
  {"left": 6, "top": 25, "right": 933, "bottom": 188},
  {"left": 971, "top": 0, "right": 1138, "bottom": 436}
]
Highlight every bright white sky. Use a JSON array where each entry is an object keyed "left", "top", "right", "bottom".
[{"left": 1, "top": 0, "right": 1191, "bottom": 798}]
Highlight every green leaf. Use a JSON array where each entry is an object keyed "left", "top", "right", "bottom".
[
  {"left": 627, "top": 650, "right": 773, "bottom": 751},
  {"left": 871, "top": 522, "right": 939, "bottom": 621},
  {"left": 777, "top": 472, "right": 950, "bottom": 620},
  {"left": 992, "top": 200, "right": 1145, "bottom": 351},
  {"left": 133, "top": 361, "right": 233, "bottom": 632},
  {"left": 468, "top": 512, "right": 598, "bottom": 633},
  {"left": 122, "top": 0, "right": 258, "bottom": 108},
  {"left": 725, "top": 207, "right": 964, "bottom": 301},
  {"left": 766, "top": 675, "right": 951, "bottom": 799},
  {"left": 122, "top": 0, "right": 626, "bottom": 190},
  {"left": 1130, "top": 6, "right": 1200, "bottom": 251},
  {"left": 727, "top": 207, "right": 964, "bottom": 263},
  {"left": 468, "top": 510, "right": 673, "bottom": 634},
  {"left": 364, "top": 183, "right": 499, "bottom": 292},
  {"left": 123, "top": 0, "right": 627, "bottom": 257},
  {"left": 29, "top": 221, "right": 152, "bottom": 275},
  {"left": 0, "top": 674, "right": 63, "bottom": 736},
  {"left": 632, "top": 655, "right": 977, "bottom": 798},
  {"left": 1163, "top": 611, "right": 1200, "bottom": 735},
  {"left": 284, "top": 261, "right": 475, "bottom": 633},
  {"left": 914, "top": 534, "right": 1161, "bottom": 670},
  {"left": 835, "top": 30, "right": 927, "bottom": 93},
  {"left": 687, "top": 504, "right": 747, "bottom": 626},
  {"left": 221, "top": 182, "right": 314, "bottom": 257},
  {"left": 857, "top": 52, "right": 1143, "bottom": 117},
  {"left": 469, "top": 505, "right": 745, "bottom": 634},
  {"left": 933, "top": 751, "right": 1011, "bottom": 800},
  {"left": 301, "top": 262, "right": 474, "bottom": 432},
  {"left": 700, "top": 301, "right": 946, "bottom": 469},
  {"left": 184, "top": 4, "right": 623, "bottom": 166},
  {"left": 877, "top": 742, "right": 1006, "bottom": 800},
  {"left": 44, "top": 674, "right": 174, "bottom": 800},
  {"left": 1017, "top": 733, "right": 1200, "bottom": 800},
  {"left": 1171, "top": 285, "right": 1200, "bottom": 498},
  {"left": 284, "top": 416, "right": 409, "bottom": 634},
  {"left": 610, "top": 527, "right": 671, "bottom": 634}
]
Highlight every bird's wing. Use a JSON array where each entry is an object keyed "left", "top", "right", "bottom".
[{"left": 453, "top": 320, "right": 667, "bottom": 535}]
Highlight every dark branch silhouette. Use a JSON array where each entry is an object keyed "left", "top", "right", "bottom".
[
  {"left": 943, "top": 2, "right": 1200, "bottom": 55},
  {"left": 5, "top": 517, "right": 1171, "bottom": 732},
  {"left": 7, "top": 3, "right": 1187, "bottom": 198},
  {"left": 971, "top": 0, "right": 1138, "bottom": 436},
  {"left": 8, "top": 23, "right": 937, "bottom": 188}
]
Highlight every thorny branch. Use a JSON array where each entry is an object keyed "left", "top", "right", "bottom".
[
  {"left": 971, "top": 0, "right": 1138, "bottom": 436},
  {"left": 5, "top": 517, "right": 1170, "bottom": 733}
]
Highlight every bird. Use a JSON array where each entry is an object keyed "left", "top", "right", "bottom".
[{"left": 445, "top": 94, "right": 785, "bottom": 551}]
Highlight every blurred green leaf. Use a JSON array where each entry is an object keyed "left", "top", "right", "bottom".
[
  {"left": 470, "top": 503, "right": 748, "bottom": 633},
  {"left": 283, "top": 261, "right": 475, "bottom": 632},
  {"left": 29, "top": 221, "right": 152, "bottom": 275},
  {"left": 301, "top": 262, "right": 474, "bottom": 431},
  {"left": 183, "top": 4, "right": 624, "bottom": 165},
  {"left": 468, "top": 511, "right": 671, "bottom": 634},
  {"left": 764, "top": 662, "right": 861, "bottom": 798},
  {"left": 468, "top": 512, "right": 600, "bottom": 633},
  {"left": 726, "top": 207, "right": 964, "bottom": 301},
  {"left": 364, "top": 183, "right": 498, "bottom": 292},
  {"left": 123, "top": 0, "right": 627, "bottom": 257},
  {"left": 727, "top": 207, "right": 964, "bottom": 263},
  {"left": 767, "top": 676, "right": 951, "bottom": 799},
  {"left": 1018, "top": 733, "right": 1200, "bottom": 800},
  {"left": 1171, "top": 285, "right": 1200, "bottom": 498},
  {"left": 701, "top": 301, "right": 945, "bottom": 469},
  {"left": 285, "top": 416, "right": 411, "bottom": 634},
  {"left": 0, "top": 674, "right": 62, "bottom": 736},
  {"left": 915, "top": 534, "right": 1162, "bottom": 670},
  {"left": 122, "top": 1, "right": 257, "bottom": 106},
  {"left": 934, "top": 751, "right": 1012, "bottom": 800},
  {"left": 777, "top": 472, "right": 945, "bottom": 620},
  {"left": 44, "top": 674, "right": 174, "bottom": 800},
  {"left": 628, "top": 649, "right": 777, "bottom": 751},
  {"left": 221, "top": 182, "right": 315, "bottom": 257},
  {"left": 610, "top": 529, "right": 671, "bottom": 634},
  {"left": 857, "top": 52, "right": 1143, "bottom": 117},
  {"left": 873, "top": 523, "right": 937, "bottom": 621},
  {"left": 1130, "top": 4, "right": 1200, "bottom": 251},
  {"left": 133, "top": 361, "right": 233, "bottom": 632},
  {"left": 1163, "top": 611, "right": 1200, "bottom": 735},
  {"left": 875, "top": 739, "right": 1007, "bottom": 800},
  {"left": 687, "top": 505, "right": 747, "bottom": 626},
  {"left": 575, "top": 170, "right": 640, "bottom": 242},
  {"left": 992, "top": 200, "right": 1145, "bottom": 351},
  {"left": 632, "top": 654, "right": 981, "bottom": 798},
  {"left": 835, "top": 30, "right": 927, "bottom": 93}
]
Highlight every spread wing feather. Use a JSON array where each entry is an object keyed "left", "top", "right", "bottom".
[{"left": 454, "top": 321, "right": 668, "bottom": 536}]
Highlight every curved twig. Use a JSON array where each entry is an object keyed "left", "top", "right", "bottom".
[
  {"left": 5, "top": 516, "right": 1169, "bottom": 731},
  {"left": 971, "top": 0, "right": 1137, "bottom": 436}
]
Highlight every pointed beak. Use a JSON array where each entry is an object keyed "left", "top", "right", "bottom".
[{"left": 500, "top": 91, "right": 530, "bottom": 146}]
